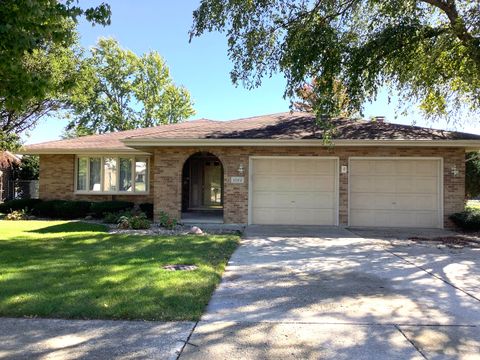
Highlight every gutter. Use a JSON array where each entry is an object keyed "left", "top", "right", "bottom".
[{"left": 121, "top": 138, "right": 480, "bottom": 151}]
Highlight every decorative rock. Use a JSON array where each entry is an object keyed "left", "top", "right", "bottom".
[
  {"left": 189, "top": 226, "right": 204, "bottom": 235},
  {"left": 85, "top": 215, "right": 93, "bottom": 220}
]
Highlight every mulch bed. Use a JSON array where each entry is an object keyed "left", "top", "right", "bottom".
[{"left": 408, "top": 233, "right": 480, "bottom": 248}]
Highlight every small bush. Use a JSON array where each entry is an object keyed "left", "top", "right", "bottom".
[
  {"left": 0, "top": 198, "right": 42, "bottom": 214},
  {"left": 159, "top": 211, "right": 177, "bottom": 230},
  {"left": 32, "top": 200, "right": 64, "bottom": 218},
  {"left": 31, "top": 200, "right": 91, "bottom": 219},
  {"left": 102, "top": 210, "right": 134, "bottom": 224},
  {"left": 450, "top": 209, "right": 480, "bottom": 231},
  {"left": 139, "top": 203, "right": 153, "bottom": 219},
  {"left": 54, "top": 201, "right": 92, "bottom": 219},
  {"left": 116, "top": 213, "right": 151, "bottom": 230},
  {"left": 5, "top": 209, "right": 28, "bottom": 220},
  {"left": 90, "top": 201, "right": 134, "bottom": 218}
]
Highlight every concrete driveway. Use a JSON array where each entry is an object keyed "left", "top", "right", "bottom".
[{"left": 180, "top": 226, "right": 480, "bottom": 360}]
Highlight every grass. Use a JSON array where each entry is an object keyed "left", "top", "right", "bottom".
[
  {"left": 0, "top": 220, "right": 239, "bottom": 321},
  {"left": 466, "top": 200, "right": 480, "bottom": 211}
]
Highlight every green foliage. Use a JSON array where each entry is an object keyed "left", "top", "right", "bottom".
[
  {"left": 139, "top": 203, "right": 154, "bottom": 219},
  {"left": 32, "top": 200, "right": 92, "bottom": 219},
  {"left": 90, "top": 201, "right": 134, "bottom": 218},
  {"left": 0, "top": 199, "right": 42, "bottom": 214},
  {"left": 0, "top": 220, "right": 239, "bottom": 320},
  {"left": 466, "top": 152, "right": 480, "bottom": 199},
  {"left": 0, "top": 0, "right": 110, "bottom": 112},
  {"left": 117, "top": 213, "right": 151, "bottom": 230},
  {"left": 190, "top": 0, "right": 480, "bottom": 121},
  {"left": 450, "top": 209, "right": 480, "bottom": 231},
  {"left": 54, "top": 201, "right": 92, "bottom": 220},
  {"left": 5, "top": 209, "right": 29, "bottom": 221},
  {"left": 15, "top": 155, "right": 39, "bottom": 180},
  {"left": 159, "top": 211, "right": 178, "bottom": 230},
  {"left": 0, "top": 1, "right": 110, "bottom": 147},
  {"left": 65, "top": 38, "right": 195, "bottom": 136}
]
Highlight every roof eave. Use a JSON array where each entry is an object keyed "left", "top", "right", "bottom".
[
  {"left": 122, "top": 138, "right": 480, "bottom": 150},
  {"left": 18, "top": 147, "right": 153, "bottom": 155}
]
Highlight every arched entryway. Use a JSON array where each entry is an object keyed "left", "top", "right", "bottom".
[{"left": 181, "top": 152, "right": 224, "bottom": 223}]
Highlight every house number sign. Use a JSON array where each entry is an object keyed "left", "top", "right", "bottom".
[{"left": 230, "top": 176, "right": 245, "bottom": 184}]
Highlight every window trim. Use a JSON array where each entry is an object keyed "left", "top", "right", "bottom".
[{"left": 74, "top": 155, "right": 150, "bottom": 195}]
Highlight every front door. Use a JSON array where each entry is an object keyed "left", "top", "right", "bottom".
[{"left": 188, "top": 156, "right": 223, "bottom": 210}]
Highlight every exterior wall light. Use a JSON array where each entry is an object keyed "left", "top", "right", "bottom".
[
  {"left": 238, "top": 164, "right": 244, "bottom": 175},
  {"left": 451, "top": 164, "right": 459, "bottom": 177}
]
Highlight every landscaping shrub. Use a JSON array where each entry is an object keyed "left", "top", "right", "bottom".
[
  {"left": 117, "top": 213, "right": 151, "bottom": 230},
  {"left": 158, "top": 210, "right": 177, "bottom": 230},
  {"left": 102, "top": 210, "right": 134, "bottom": 224},
  {"left": 5, "top": 209, "right": 28, "bottom": 220},
  {"left": 139, "top": 203, "right": 153, "bottom": 219},
  {"left": 0, "top": 198, "right": 42, "bottom": 214},
  {"left": 54, "top": 201, "right": 92, "bottom": 219},
  {"left": 90, "top": 201, "right": 134, "bottom": 218},
  {"left": 31, "top": 200, "right": 91, "bottom": 219},
  {"left": 32, "top": 200, "right": 61, "bottom": 218},
  {"left": 450, "top": 209, "right": 480, "bottom": 231}
]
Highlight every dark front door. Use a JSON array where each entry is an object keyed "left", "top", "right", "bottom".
[{"left": 184, "top": 154, "right": 223, "bottom": 210}]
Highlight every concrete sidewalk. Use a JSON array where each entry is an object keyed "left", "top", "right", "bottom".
[
  {"left": 180, "top": 226, "right": 480, "bottom": 359},
  {"left": 0, "top": 318, "right": 194, "bottom": 360}
]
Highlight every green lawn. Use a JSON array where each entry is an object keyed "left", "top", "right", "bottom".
[{"left": 0, "top": 220, "right": 239, "bottom": 321}]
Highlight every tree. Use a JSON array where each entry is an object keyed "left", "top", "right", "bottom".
[
  {"left": 466, "top": 152, "right": 480, "bottom": 199},
  {"left": 190, "top": 1, "right": 480, "bottom": 120},
  {"left": 15, "top": 156, "right": 40, "bottom": 181},
  {"left": 65, "top": 38, "right": 195, "bottom": 135},
  {"left": 293, "top": 78, "right": 358, "bottom": 117},
  {"left": 1, "top": 43, "right": 85, "bottom": 150},
  {"left": 0, "top": 0, "right": 110, "bottom": 112},
  {"left": 0, "top": 0, "right": 111, "bottom": 150}
]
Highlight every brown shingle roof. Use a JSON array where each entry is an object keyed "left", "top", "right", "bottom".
[{"left": 23, "top": 112, "right": 480, "bottom": 153}]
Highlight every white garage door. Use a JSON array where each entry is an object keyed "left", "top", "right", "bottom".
[
  {"left": 349, "top": 158, "right": 442, "bottom": 228},
  {"left": 250, "top": 158, "right": 337, "bottom": 225}
]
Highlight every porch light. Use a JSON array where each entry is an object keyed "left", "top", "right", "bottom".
[
  {"left": 451, "top": 164, "right": 459, "bottom": 177},
  {"left": 238, "top": 164, "right": 244, "bottom": 175}
]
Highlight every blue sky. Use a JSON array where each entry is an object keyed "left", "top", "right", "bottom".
[{"left": 25, "top": 0, "right": 479, "bottom": 144}]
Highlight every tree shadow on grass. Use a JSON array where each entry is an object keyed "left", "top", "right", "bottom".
[{"left": 27, "top": 222, "right": 108, "bottom": 234}]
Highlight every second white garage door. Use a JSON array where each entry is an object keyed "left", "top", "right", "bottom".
[
  {"left": 349, "top": 158, "right": 442, "bottom": 228},
  {"left": 250, "top": 157, "right": 338, "bottom": 225}
]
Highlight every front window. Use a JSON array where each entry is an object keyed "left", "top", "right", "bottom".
[{"left": 76, "top": 156, "right": 149, "bottom": 193}]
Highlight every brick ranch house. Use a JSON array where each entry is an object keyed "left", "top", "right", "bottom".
[{"left": 22, "top": 112, "right": 480, "bottom": 228}]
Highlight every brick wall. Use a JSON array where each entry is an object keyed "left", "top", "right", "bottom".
[
  {"left": 152, "top": 146, "right": 466, "bottom": 228},
  {"left": 39, "top": 147, "right": 466, "bottom": 228},
  {"left": 39, "top": 154, "right": 154, "bottom": 204}
]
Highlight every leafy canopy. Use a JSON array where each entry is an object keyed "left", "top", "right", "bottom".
[
  {"left": 0, "top": 0, "right": 111, "bottom": 150},
  {"left": 466, "top": 152, "right": 480, "bottom": 199},
  {"left": 190, "top": 0, "right": 480, "bottom": 120},
  {"left": 0, "top": 0, "right": 111, "bottom": 112},
  {"left": 65, "top": 38, "right": 195, "bottom": 136}
]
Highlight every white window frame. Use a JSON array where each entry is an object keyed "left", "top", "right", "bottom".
[{"left": 74, "top": 155, "right": 150, "bottom": 195}]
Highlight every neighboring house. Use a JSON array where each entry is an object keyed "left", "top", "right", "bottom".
[
  {"left": 0, "top": 151, "right": 20, "bottom": 202},
  {"left": 21, "top": 112, "right": 480, "bottom": 228}
]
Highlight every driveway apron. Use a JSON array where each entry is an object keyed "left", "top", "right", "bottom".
[{"left": 180, "top": 225, "right": 480, "bottom": 360}]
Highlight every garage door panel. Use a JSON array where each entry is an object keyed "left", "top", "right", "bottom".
[
  {"left": 251, "top": 158, "right": 337, "bottom": 225},
  {"left": 253, "top": 208, "right": 335, "bottom": 225},
  {"left": 253, "top": 191, "right": 335, "bottom": 208},
  {"left": 349, "top": 159, "right": 441, "bottom": 228},
  {"left": 350, "top": 210, "right": 439, "bottom": 227}
]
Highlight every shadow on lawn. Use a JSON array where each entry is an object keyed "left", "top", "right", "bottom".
[{"left": 27, "top": 222, "right": 108, "bottom": 234}]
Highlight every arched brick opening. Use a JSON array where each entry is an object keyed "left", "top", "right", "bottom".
[{"left": 181, "top": 151, "right": 224, "bottom": 223}]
